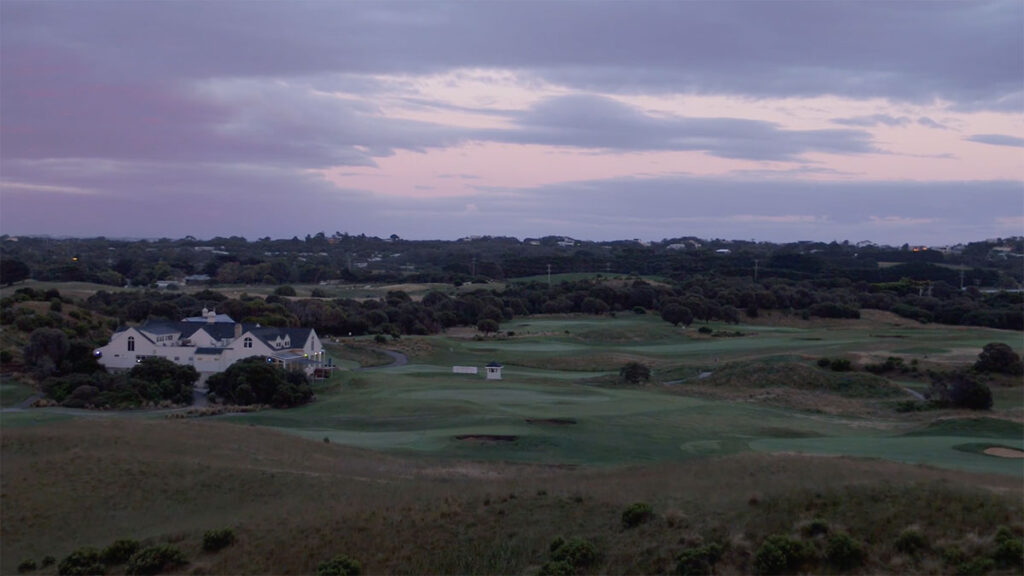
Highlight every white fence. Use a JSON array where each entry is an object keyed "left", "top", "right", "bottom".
[{"left": 452, "top": 366, "right": 479, "bottom": 375}]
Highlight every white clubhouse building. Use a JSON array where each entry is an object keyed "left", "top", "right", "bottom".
[{"left": 94, "top": 308, "right": 325, "bottom": 374}]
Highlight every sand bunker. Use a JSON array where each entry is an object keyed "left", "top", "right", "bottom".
[{"left": 983, "top": 447, "right": 1024, "bottom": 459}]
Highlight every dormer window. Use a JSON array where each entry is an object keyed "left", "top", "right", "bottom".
[
  {"left": 244, "top": 337, "right": 253, "bottom": 349},
  {"left": 127, "top": 336, "right": 135, "bottom": 351}
]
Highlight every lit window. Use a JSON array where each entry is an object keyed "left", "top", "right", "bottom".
[
  {"left": 127, "top": 336, "right": 135, "bottom": 351},
  {"left": 244, "top": 337, "right": 253, "bottom": 349}
]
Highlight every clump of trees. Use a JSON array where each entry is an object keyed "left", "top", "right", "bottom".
[
  {"left": 974, "top": 342, "right": 1023, "bottom": 376},
  {"left": 619, "top": 362, "right": 651, "bottom": 384},
  {"left": 43, "top": 357, "right": 197, "bottom": 408},
  {"left": 926, "top": 371, "right": 993, "bottom": 411},
  {"left": 207, "top": 357, "right": 313, "bottom": 408}
]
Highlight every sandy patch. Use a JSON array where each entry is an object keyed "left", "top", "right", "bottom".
[{"left": 984, "top": 447, "right": 1024, "bottom": 459}]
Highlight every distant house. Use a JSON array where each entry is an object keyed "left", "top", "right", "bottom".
[{"left": 93, "top": 308, "right": 325, "bottom": 375}]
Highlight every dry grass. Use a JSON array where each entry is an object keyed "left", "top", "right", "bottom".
[{"left": 3, "top": 418, "right": 1021, "bottom": 574}]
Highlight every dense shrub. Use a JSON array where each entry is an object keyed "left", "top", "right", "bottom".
[
  {"left": 100, "top": 539, "right": 141, "bottom": 565},
  {"left": 928, "top": 371, "right": 993, "bottom": 410},
  {"left": 808, "top": 302, "right": 860, "bottom": 319},
  {"left": 316, "top": 555, "right": 361, "bottom": 576},
  {"left": 273, "top": 285, "right": 297, "bottom": 297},
  {"left": 202, "top": 528, "right": 236, "bottom": 552},
  {"left": 128, "top": 357, "right": 198, "bottom": 405},
  {"left": 753, "top": 535, "right": 812, "bottom": 575},
  {"left": 800, "top": 519, "right": 830, "bottom": 538},
  {"left": 830, "top": 359, "right": 852, "bottom": 372},
  {"left": 17, "top": 559, "right": 37, "bottom": 573},
  {"left": 817, "top": 358, "right": 832, "bottom": 368},
  {"left": 621, "top": 502, "right": 654, "bottom": 528},
  {"left": 125, "top": 545, "right": 187, "bottom": 576},
  {"left": 549, "top": 537, "right": 599, "bottom": 570},
  {"left": 206, "top": 356, "right": 312, "bottom": 408},
  {"left": 619, "top": 362, "right": 651, "bottom": 385},
  {"left": 58, "top": 548, "right": 105, "bottom": 576},
  {"left": 993, "top": 526, "right": 1024, "bottom": 569},
  {"left": 974, "top": 343, "right": 1023, "bottom": 376},
  {"left": 826, "top": 533, "right": 866, "bottom": 571},
  {"left": 675, "top": 543, "right": 723, "bottom": 576},
  {"left": 698, "top": 326, "right": 713, "bottom": 334},
  {"left": 893, "top": 528, "right": 927, "bottom": 556}
]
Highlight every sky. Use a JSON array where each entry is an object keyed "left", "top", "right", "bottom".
[{"left": 1, "top": 1, "right": 1022, "bottom": 245}]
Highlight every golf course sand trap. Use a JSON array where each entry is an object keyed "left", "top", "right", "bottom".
[
  {"left": 454, "top": 434, "right": 519, "bottom": 442},
  {"left": 984, "top": 447, "right": 1024, "bottom": 459}
]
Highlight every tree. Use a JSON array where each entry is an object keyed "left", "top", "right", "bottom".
[
  {"left": 927, "top": 371, "right": 992, "bottom": 410},
  {"left": 23, "top": 328, "right": 69, "bottom": 378},
  {"left": 660, "top": 304, "right": 693, "bottom": 327},
  {"left": 129, "top": 357, "right": 198, "bottom": 405},
  {"left": 0, "top": 258, "right": 30, "bottom": 285},
  {"left": 206, "top": 357, "right": 312, "bottom": 408},
  {"left": 477, "top": 318, "right": 499, "bottom": 335},
  {"left": 619, "top": 361, "right": 651, "bottom": 384},
  {"left": 974, "top": 342, "right": 1023, "bottom": 376}
]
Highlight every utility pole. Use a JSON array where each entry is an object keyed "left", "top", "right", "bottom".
[{"left": 547, "top": 264, "right": 552, "bottom": 287}]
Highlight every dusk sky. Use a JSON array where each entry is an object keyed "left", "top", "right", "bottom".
[{"left": 2, "top": 1, "right": 1022, "bottom": 245}]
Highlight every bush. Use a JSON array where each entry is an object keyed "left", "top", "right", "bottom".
[
  {"left": 801, "top": 518, "right": 830, "bottom": 538},
  {"left": 41, "top": 556, "right": 55, "bottom": 568},
  {"left": 206, "top": 356, "right": 312, "bottom": 408},
  {"left": 273, "top": 285, "right": 297, "bottom": 297},
  {"left": 125, "top": 545, "right": 187, "bottom": 576},
  {"left": 101, "top": 539, "right": 141, "bottom": 564},
  {"left": 619, "top": 362, "right": 651, "bottom": 384},
  {"left": 826, "top": 533, "right": 865, "bottom": 571},
  {"left": 993, "top": 526, "right": 1023, "bottom": 569},
  {"left": 675, "top": 543, "right": 723, "bottom": 576},
  {"left": 17, "top": 559, "right": 37, "bottom": 573},
  {"left": 956, "top": 557, "right": 996, "bottom": 576},
  {"left": 549, "top": 537, "right": 599, "bottom": 570},
  {"left": 698, "top": 326, "right": 712, "bottom": 334},
  {"left": 621, "top": 502, "right": 654, "bottom": 529},
  {"left": 754, "top": 535, "right": 811, "bottom": 575},
  {"left": 927, "top": 371, "right": 993, "bottom": 410},
  {"left": 316, "top": 555, "right": 361, "bottom": 576},
  {"left": 817, "top": 358, "right": 832, "bottom": 368},
  {"left": 974, "top": 343, "right": 1023, "bottom": 376},
  {"left": 58, "top": 548, "right": 105, "bottom": 576},
  {"left": 830, "top": 359, "right": 852, "bottom": 372},
  {"left": 894, "top": 528, "right": 927, "bottom": 556},
  {"left": 202, "top": 528, "right": 236, "bottom": 552},
  {"left": 374, "top": 334, "right": 387, "bottom": 344}
]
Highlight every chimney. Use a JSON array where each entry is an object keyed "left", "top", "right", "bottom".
[
  {"left": 207, "top": 309, "right": 216, "bottom": 324},
  {"left": 234, "top": 323, "right": 243, "bottom": 339}
]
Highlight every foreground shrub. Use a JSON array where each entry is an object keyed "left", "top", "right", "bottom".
[
  {"left": 754, "top": 535, "right": 812, "bottom": 575},
  {"left": 893, "top": 528, "right": 927, "bottom": 556},
  {"left": 17, "top": 559, "right": 36, "bottom": 573},
  {"left": 675, "top": 543, "right": 723, "bottom": 576},
  {"left": 826, "top": 533, "right": 865, "bottom": 571},
  {"left": 316, "top": 555, "right": 361, "bottom": 576},
  {"left": 993, "top": 526, "right": 1024, "bottom": 569},
  {"left": 621, "top": 502, "right": 654, "bottom": 529},
  {"left": 549, "top": 537, "right": 599, "bottom": 570},
  {"left": 126, "top": 545, "right": 187, "bottom": 576},
  {"left": 100, "top": 539, "right": 141, "bottom": 565},
  {"left": 58, "top": 548, "right": 104, "bottom": 576},
  {"left": 201, "top": 528, "right": 236, "bottom": 552},
  {"left": 928, "top": 371, "right": 993, "bottom": 410}
]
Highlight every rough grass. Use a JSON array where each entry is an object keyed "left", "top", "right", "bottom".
[
  {"left": 2, "top": 419, "right": 1020, "bottom": 575},
  {"left": 699, "top": 362, "right": 905, "bottom": 398}
]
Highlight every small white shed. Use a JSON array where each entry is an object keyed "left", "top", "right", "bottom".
[{"left": 485, "top": 361, "right": 503, "bottom": 380}]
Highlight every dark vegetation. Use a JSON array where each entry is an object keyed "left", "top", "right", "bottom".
[
  {"left": 1, "top": 234, "right": 1021, "bottom": 333},
  {"left": 206, "top": 356, "right": 313, "bottom": 407}
]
